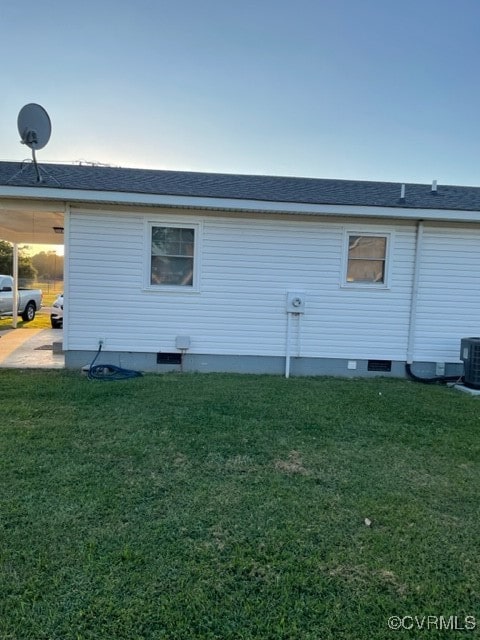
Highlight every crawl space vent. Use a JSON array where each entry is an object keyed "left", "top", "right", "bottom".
[
  {"left": 157, "top": 352, "right": 182, "bottom": 365},
  {"left": 367, "top": 359, "right": 392, "bottom": 372}
]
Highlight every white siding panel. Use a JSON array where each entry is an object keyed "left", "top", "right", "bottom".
[
  {"left": 67, "top": 211, "right": 145, "bottom": 351},
  {"left": 66, "top": 210, "right": 416, "bottom": 360},
  {"left": 300, "top": 227, "right": 415, "bottom": 359},
  {"left": 413, "top": 226, "right": 480, "bottom": 362}
]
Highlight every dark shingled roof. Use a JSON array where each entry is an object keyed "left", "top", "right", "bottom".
[{"left": 1, "top": 160, "right": 480, "bottom": 211}]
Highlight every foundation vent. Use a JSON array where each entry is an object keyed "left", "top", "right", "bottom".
[
  {"left": 367, "top": 359, "right": 392, "bottom": 372},
  {"left": 157, "top": 352, "right": 182, "bottom": 365}
]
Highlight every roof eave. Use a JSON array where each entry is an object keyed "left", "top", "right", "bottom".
[{"left": 0, "top": 185, "right": 480, "bottom": 223}]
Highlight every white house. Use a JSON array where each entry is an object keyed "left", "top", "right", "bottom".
[{"left": 1, "top": 161, "right": 479, "bottom": 377}]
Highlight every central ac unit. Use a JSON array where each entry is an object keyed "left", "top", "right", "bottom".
[{"left": 460, "top": 337, "right": 480, "bottom": 389}]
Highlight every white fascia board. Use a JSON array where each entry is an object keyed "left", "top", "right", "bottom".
[
  {"left": 1, "top": 185, "right": 480, "bottom": 223},
  {"left": 0, "top": 198, "right": 66, "bottom": 212}
]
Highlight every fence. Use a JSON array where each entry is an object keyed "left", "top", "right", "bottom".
[{"left": 29, "top": 280, "right": 64, "bottom": 295}]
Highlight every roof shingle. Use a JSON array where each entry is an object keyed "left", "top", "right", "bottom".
[{"left": 0, "top": 161, "right": 479, "bottom": 212}]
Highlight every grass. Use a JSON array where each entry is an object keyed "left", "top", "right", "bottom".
[
  {"left": 0, "top": 313, "right": 52, "bottom": 331},
  {"left": 0, "top": 371, "right": 479, "bottom": 639}
]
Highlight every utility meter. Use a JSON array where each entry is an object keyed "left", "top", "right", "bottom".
[{"left": 286, "top": 291, "right": 306, "bottom": 313}]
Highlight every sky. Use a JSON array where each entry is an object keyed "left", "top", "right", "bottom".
[{"left": 2, "top": 0, "right": 480, "bottom": 189}]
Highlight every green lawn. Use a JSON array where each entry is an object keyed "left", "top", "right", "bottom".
[
  {"left": 0, "top": 312, "right": 52, "bottom": 331},
  {"left": 1, "top": 372, "right": 479, "bottom": 639}
]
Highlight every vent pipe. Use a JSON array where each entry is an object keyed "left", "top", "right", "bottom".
[
  {"left": 399, "top": 183, "right": 406, "bottom": 203},
  {"left": 431, "top": 180, "right": 437, "bottom": 193}
]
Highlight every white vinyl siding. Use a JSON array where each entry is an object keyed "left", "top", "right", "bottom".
[
  {"left": 65, "top": 208, "right": 416, "bottom": 361},
  {"left": 61, "top": 210, "right": 480, "bottom": 366},
  {"left": 412, "top": 225, "right": 480, "bottom": 362}
]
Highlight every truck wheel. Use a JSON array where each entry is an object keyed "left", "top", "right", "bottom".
[{"left": 22, "top": 302, "right": 36, "bottom": 322}]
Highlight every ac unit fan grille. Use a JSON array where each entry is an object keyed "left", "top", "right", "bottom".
[{"left": 460, "top": 338, "right": 480, "bottom": 389}]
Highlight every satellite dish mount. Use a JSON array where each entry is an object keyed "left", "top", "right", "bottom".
[{"left": 17, "top": 103, "right": 52, "bottom": 183}]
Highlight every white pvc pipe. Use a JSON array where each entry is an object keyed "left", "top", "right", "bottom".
[
  {"left": 285, "top": 313, "right": 292, "bottom": 378},
  {"left": 297, "top": 313, "right": 302, "bottom": 357},
  {"left": 12, "top": 243, "right": 18, "bottom": 329}
]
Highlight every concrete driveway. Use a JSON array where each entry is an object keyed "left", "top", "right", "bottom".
[{"left": 0, "top": 329, "right": 64, "bottom": 368}]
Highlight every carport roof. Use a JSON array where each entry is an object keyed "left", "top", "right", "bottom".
[{"left": 1, "top": 160, "right": 480, "bottom": 212}]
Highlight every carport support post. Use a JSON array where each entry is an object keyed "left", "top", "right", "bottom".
[{"left": 12, "top": 243, "right": 18, "bottom": 329}]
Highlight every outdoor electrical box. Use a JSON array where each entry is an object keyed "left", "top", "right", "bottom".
[
  {"left": 175, "top": 336, "right": 191, "bottom": 350},
  {"left": 286, "top": 291, "right": 306, "bottom": 313}
]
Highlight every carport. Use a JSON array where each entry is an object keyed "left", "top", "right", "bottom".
[{"left": 0, "top": 197, "right": 65, "bottom": 328}]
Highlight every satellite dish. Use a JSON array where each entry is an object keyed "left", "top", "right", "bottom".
[
  {"left": 16, "top": 103, "right": 52, "bottom": 182},
  {"left": 18, "top": 103, "right": 51, "bottom": 150}
]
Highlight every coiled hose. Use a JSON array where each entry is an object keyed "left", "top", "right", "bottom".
[{"left": 88, "top": 343, "right": 143, "bottom": 381}]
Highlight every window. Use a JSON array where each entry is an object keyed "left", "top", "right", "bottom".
[
  {"left": 344, "top": 233, "right": 390, "bottom": 286},
  {"left": 149, "top": 224, "right": 197, "bottom": 287}
]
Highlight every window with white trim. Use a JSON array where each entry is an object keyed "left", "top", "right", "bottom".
[
  {"left": 149, "top": 224, "right": 197, "bottom": 287},
  {"left": 344, "top": 233, "right": 390, "bottom": 286}
]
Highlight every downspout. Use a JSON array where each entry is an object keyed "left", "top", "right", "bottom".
[
  {"left": 405, "top": 221, "right": 463, "bottom": 384},
  {"left": 12, "top": 242, "right": 19, "bottom": 329},
  {"left": 406, "top": 221, "right": 423, "bottom": 364},
  {"left": 407, "top": 220, "right": 423, "bottom": 364}
]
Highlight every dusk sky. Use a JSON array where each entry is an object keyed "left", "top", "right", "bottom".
[{"left": 2, "top": 0, "right": 480, "bottom": 186}]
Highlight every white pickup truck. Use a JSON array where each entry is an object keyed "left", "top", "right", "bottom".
[{"left": 0, "top": 275, "right": 43, "bottom": 322}]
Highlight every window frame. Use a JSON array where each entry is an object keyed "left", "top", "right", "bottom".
[
  {"left": 145, "top": 220, "right": 202, "bottom": 292},
  {"left": 341, "top": 230, "right": 393, "bottom": 289}
]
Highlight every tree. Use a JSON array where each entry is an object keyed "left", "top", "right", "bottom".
[
  {"left": 31, "top": 251, "right": 64, "bottom": 280},
  {"left": 0, "top": 241, "right": 37, "bottom": 281}
]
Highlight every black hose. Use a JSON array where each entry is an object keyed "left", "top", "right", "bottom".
[
  {"left": 88, "top": 344, "right": 143, "bottom": 381},
  {"left": 405, "top": 363, "right": 463, "bottom": 385}
]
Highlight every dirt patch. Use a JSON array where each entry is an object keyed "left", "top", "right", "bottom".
[
  {"left": 224, "top": 454, "right": 258, "bottom": 473},
  {"left": 274, "top": 450, "right": 311, "bottom": 476},
  {"left": 327, "top": 564, "right": 408, "bottom": 595}
]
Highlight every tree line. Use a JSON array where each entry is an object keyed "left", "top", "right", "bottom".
[{"left": 0, "top": 241, "right": 63, "bottom": 281}]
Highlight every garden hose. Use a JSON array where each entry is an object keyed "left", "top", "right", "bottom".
[{"left": 88, "top": 343, "right": 143, "bottom": 381}]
